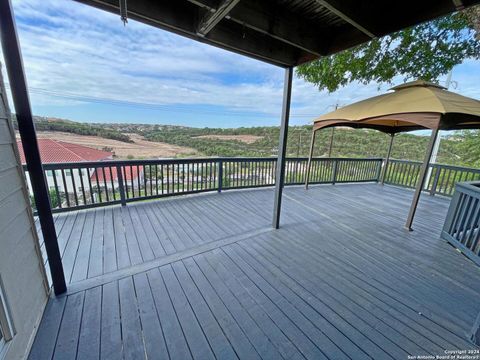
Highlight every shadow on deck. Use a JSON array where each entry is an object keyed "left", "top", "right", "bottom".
[{"left": 29, "top": 183, "right": 480, "bottom": 359}]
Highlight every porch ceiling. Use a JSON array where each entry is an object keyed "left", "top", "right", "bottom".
[{"left": 73, "top": 0, "right": 480, "bottom": 67}]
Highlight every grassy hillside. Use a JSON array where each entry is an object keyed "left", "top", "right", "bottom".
[
  {"left": 17, "top": 117, "right": 480, "bottom": 167},
  {"left": 132, "top": 124, "right": 479, "bottom": 167},
  {"left": 13, "top": 116, "right": 133, "bottom": 143}
]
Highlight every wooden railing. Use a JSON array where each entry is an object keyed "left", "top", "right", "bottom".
[
  {"left": 385, "top": 159, "right": 480, "bottom": 196},
  {"left": 23, "top": 157, "right": 480, "bottom": 213},
  {"left": 441, "top": 181, "right": 480, "bottom": 266},
  {"left": 22, "top": 157, "right": 382, "bottom": 213}
]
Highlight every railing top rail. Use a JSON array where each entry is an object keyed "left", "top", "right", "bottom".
[
  {"left": 22, "top": 156, "right": 384, "bottom": 170},
  {"left": 389, "top": 159, "right": 423, "bottom": 165},
  {"left": 455, "top": 181, "right": 480, "bottom": 195},
  {"left": 390, "top": 158, "right": 480, "bottom": 173},
  {"left": 432, "top": 163, "right": 480, "bottom": 172}
]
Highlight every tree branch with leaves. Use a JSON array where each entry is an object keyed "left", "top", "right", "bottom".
[{"left": 296, "top": 6, "right": 480, "bottom": 92}]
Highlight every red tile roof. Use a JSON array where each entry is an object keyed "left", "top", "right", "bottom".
[
  {"left": 17, "top": 139, "right": 113, "bottom": 164},
  {"left": 91, "top": 166, "right": 141, "bottom": 182}
]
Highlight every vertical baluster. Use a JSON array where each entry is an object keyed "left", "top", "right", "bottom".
[
  {"left": 155, "top": 164, "right": 159, "bottom": 195},
  {"left": 250, "top": 161, "right": 253, "bottom": 187},
  {"left": 51, "top": 169, "right": 62, "bottom": 209},
  {"left": 61, "top": 169, "right": 70, "bottom": 207},
  {"left": 160, "top": 164, "right": 164, "bottom": 195},
  {"left": 398, "top": 162, "right": 406, "bottom": 186},
  {"left": 445, "top": 169, "right": 453, "bottom": 195},
  {"left": 462, "top": 198, "right": 479, "bottom": 248},
  {"left": 127, "top": 165, "right": 133, "bottom": 198},
  {"left": 389, "top": 162, "right": 397, "bottom": 184},
  {"left": 332, "top": 160, "right": 338, "bottom": 184},
  {"left": 403, "top": 163, "right": 411, "bottom": 187},
  {"left": 394, "top": 162, "right": 402, "bottom": 184},
  {"left": 203, "top": 162, "right": 206, "bottom": 190},
  {"left": 147, "top": 164, "right": 151, "bottom": 196},
  {"left": 70, "top": 168, "right": 79, "bottom": 206},
  {"left": 144, "top": 165, "right": 148, "bottom": 197},
  {"left": 167, "top": 164, "right": 171, "bottom": 194},
  {"left": 109, "top": 167, "right": 116, "bottom": 201},
  {"left": 293, "top": 159, "right": 297, "bottom": 183},
  {"left": 181, "top": 163, "right": 185, "bottom": 193},
  {"left": 438, "top": 167, "right": 446, "bottom": 194},
  {"left": 356, "top": 161, "right": 362, "bottom": 181},
  {"left": 459, "top": 197, "right": 477, "bottom": 245},
  {"left": 138, "top": 165, "right": 142, "bottom": 196},
  {"left": 405, "top": 162, "right": 412, "bottom": 186},
  {"left": 361, "top": 161, "right": 367, "bottom": 181},
  {"left": 95, "top": 167, "right": 102, "bottom": 203},
  {"left": 272, "top": 159, "right": 276, "bottom": 184},
  {"left": 173, "top": 163, "right": 177, "bottom": 193},
  {"left": 188, "top": 163, "right": 191, "bottom": 192},
  {"left": 123, "top": 165, "right": 129, "bottom": 199},
  {"left": 101, "top": 167, "right": 109, "bottom": 202},
  {"left": 78, "top": 168, "right": 87, "bottom": 205},
  {"left": 86, "top": 167, "right": 95, "bottom": 204}
]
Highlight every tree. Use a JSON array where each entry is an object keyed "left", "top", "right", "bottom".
[{"left": 296, "top": 6, "right": 480, "bottom": 92}]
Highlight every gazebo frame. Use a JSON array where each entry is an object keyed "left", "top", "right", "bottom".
[{"left": 305, "top": 81, "right": 480, "bottom": 230}]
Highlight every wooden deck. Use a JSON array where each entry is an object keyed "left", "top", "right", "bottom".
[{"left": 29, "top": 184, "right": 480, "bottom": 359}]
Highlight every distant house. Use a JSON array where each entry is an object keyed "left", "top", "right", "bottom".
[
  {"left": 17, "top": 139, "right": 114, "bottom": 196},
  {"left": 90, "top": 165, "right": 144, "bottom": 190}
]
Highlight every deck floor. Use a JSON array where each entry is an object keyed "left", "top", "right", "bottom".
[{"left": 30, "top": 184, "right": 480, "bottom": 359}]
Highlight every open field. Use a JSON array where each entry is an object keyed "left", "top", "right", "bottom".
[
  {"left": 193, "top": 134, "right": 263, "bottom": 143},
  {"left": 16, "top": 131, "right": 199, "bottom": 159}
]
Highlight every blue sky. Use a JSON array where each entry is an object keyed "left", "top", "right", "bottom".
[{"left": 2, "top": 0, "right": 480, "bottom": 128}]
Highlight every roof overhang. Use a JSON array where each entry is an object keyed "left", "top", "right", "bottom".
[{"left": 73, "top": 0, "right": 480, "bottom": 68}]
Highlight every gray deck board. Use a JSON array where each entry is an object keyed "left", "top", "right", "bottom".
[{"left": 29, "top": 184, "right": 480, "bottom": 359}]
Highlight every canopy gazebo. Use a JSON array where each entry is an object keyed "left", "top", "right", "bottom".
[{"left": 305, "top": 80, "right": 480, "bottom": 230}]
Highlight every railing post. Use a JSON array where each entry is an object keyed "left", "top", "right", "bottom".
[
  {"left": 332, "top": 160, "right": 338, "bottom": 184},
  {"left": 375, "top": 159, "right": 383, "bottom": 182},
  {"left": 116, "top": 165, "right": 127, "bottom": 206},
  {"left": 218, "top": 160, "right": 223, "bottom": 192},
  {"left": 429, "top": 165, "right": 440, "bottom": 196}
]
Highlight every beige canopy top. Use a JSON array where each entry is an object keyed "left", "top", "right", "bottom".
[{"left": 313, "top": 80, "right": 480, "bottom": 134}]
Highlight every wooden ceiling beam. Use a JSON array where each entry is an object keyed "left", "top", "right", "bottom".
[
  {"left": 314, "top": 0, "right": 376, "bottom": 38},
  {"left": 73, "top": 0, "right": 302, "bottom": 67},
  {"left": 197, "top": 0, "right": 241, "bottom": 36},
  {"left": 188, "top": 0, "right": 328, "bottom": 56}
]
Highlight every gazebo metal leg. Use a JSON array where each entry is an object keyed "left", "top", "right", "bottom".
[
  {"left": 272, "top": 67, "right": 293, "bottom": 229},
  {"left": 305, "top": 129, "right": 317, "bottom": 190},
  {"left": 405, "top": 128, "right": 439, "bottom": 231},
  {"left": 380, "top": 133, "right": 395, "bottom": 185}
]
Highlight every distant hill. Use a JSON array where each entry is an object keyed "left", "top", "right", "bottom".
[
  {"left": 14, "top": 116, "right": 480, "bottom": 167},
  {"left": 12, "top": 116, "right": 133, "bottom": 143}
]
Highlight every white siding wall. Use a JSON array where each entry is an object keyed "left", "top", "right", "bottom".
[{"left": 0, "top": 69, "right": 48, "bottom": 359}]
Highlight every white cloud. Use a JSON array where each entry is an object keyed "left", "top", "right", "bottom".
[{"left": 1, "top": 0, "right": 480, "bottom": 126}]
